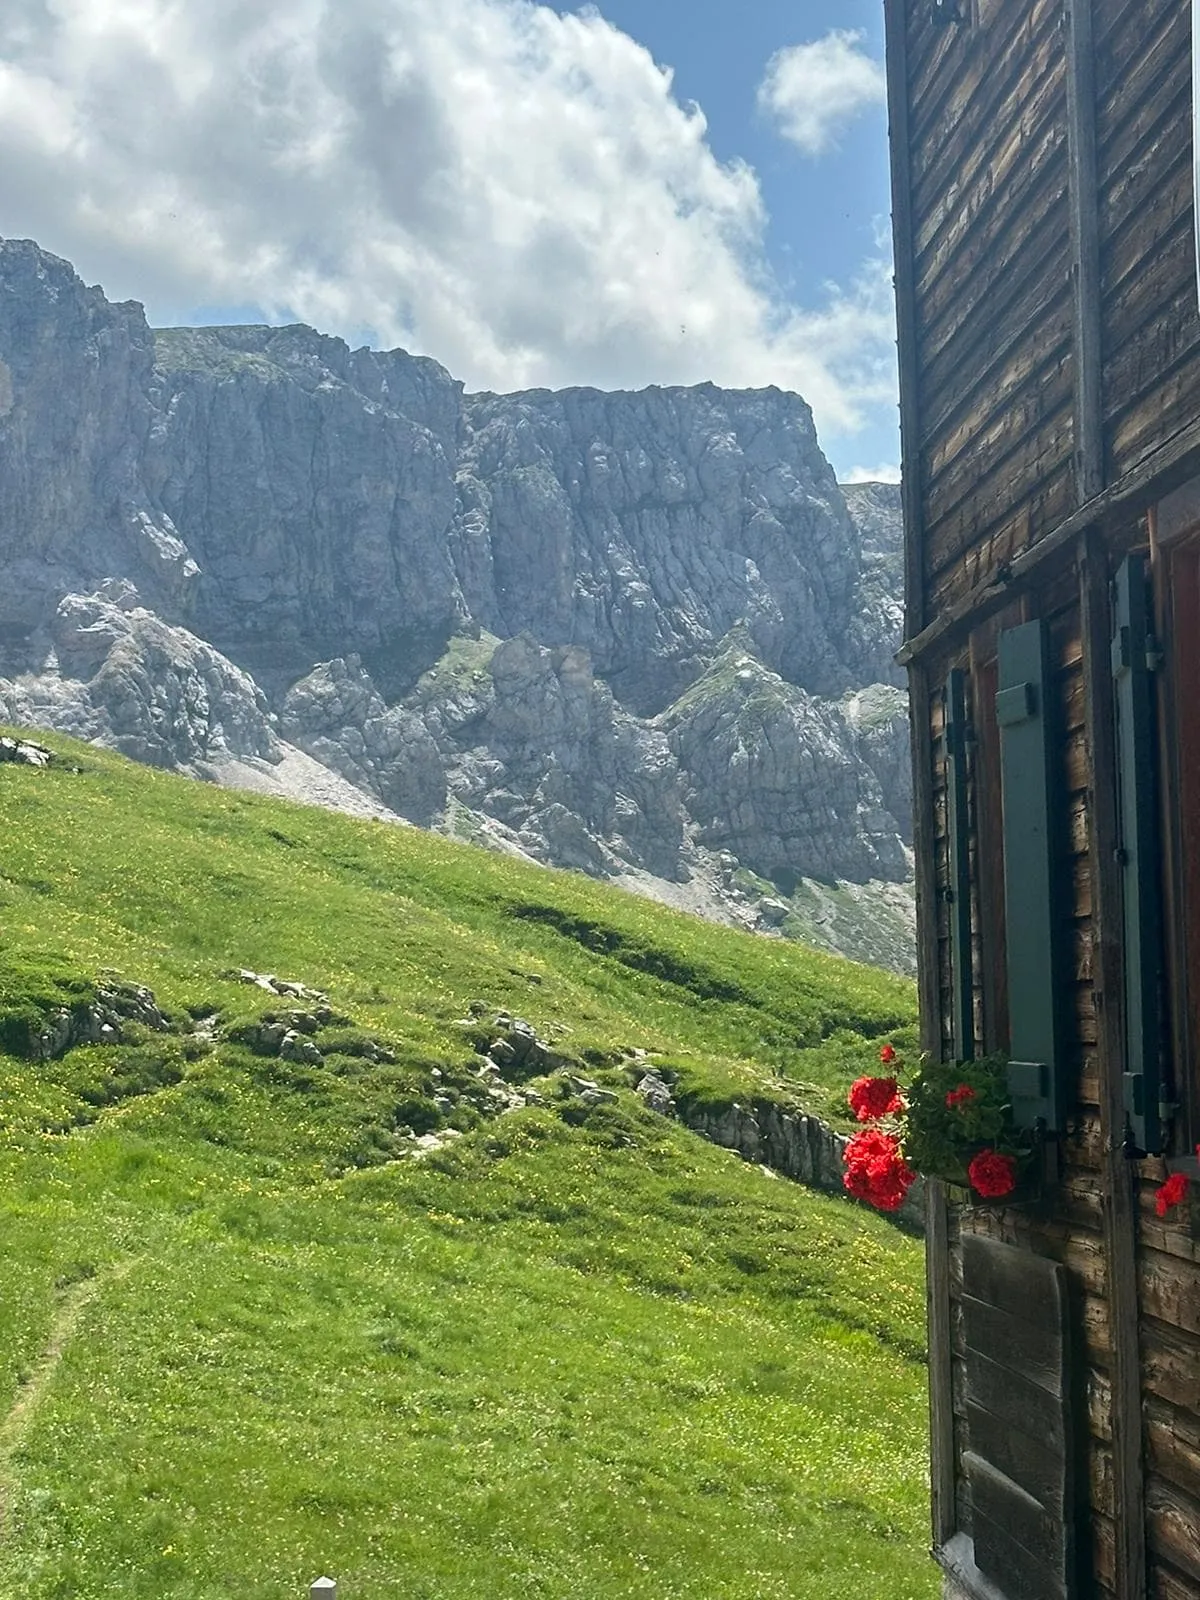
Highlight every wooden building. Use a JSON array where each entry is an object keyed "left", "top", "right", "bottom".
[{"left": 882, "top": 0, "right": 1200, "bottom": 1595}]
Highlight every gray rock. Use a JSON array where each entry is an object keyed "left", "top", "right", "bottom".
[
  {"left": 635, "top": 1071, "right": 675, "bottom": 1115},
  {"left": 0, "top": 238, "right": 914, "bottom": 971}
]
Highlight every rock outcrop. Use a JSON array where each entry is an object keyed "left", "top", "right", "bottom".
[{"left": 0, "top": 238, "right": 913, "bottom": 971}]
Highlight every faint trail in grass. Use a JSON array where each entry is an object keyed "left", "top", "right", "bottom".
[{"left": 0, "top": 1260, "right": 133, "bottom": 1531}]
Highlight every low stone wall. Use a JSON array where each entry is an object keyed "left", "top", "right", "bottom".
[{"left": 673, "top": 1093, "right": 925, "bottom": 1234}]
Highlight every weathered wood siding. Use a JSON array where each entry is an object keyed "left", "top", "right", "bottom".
[
  {"left": 907, "top": 0, "right": 1076, "bottom": 615},
  {"left": 892, "top": 0, "right": 1200, "bottom": 1592},
  {"left": 1095, "top": 0, "right": 1200, "bottom": 479},
  {"left": 902, "top": 0, "right": 1200, "bottom": 606}
]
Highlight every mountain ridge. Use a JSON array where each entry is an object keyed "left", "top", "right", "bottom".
[{"left": 0, "top": 238, "right": 912, "bottom": 969}]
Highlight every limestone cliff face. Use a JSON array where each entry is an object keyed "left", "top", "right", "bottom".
[{"left": 0, "top": 238, "right": 913, "bottom": 970}]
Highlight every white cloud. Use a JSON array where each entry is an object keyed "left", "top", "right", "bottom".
[
  {"left": 758, "top": 30, "right": 887, "bottom": 157},
  {"left": 842, "top": 463, "right": 902, "bottom": 484},
  {"left": 0, "top": 0, "right": 896, "bottom": 440}
]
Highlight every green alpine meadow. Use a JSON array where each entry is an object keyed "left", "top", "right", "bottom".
[{"left": 0, "top": 730, "right": 932, "bottom": 1599}]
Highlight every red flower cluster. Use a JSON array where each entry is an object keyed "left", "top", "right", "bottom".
[
  {"left": 879, "top": 1043, "right": 897, "bottom": 1064},
  {"left": 945, "top": 1083, "right": 977, "bottom": 1109},
  {"left": 967, "top": 1149, "right": 1018, "bottom": 1198},
  {"left": 1155, "top": 1172, "right": 1190, "bottom": 1217},
  {"left": 848, "top": 1075, "right": 902, "bottom": 1123},
  {"left": 843, "top": 1129, "right": 917, "bottom": 1212}
]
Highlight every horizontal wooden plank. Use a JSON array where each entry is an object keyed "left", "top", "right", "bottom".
[
  {"left": 1102, "top": 143, "right": 1191, "bottom": 308},
  {"left": 920, "top": 194, "right": 1074, "bottom": 425},
  {"left": 915, "top": 52, "right": 1067, "bottom": 293},
  {"left": 917, "top": 128, "right": 1071, "bottom": 374},
  {"left": 1149, "top": 1559, "right": 1200, "bottom": 1600},
  {"left": 1140, "top": 1247, "right": 1200, "bottom": 1337},
  {"left": 1142, "top": 1317, "right": 1200, "bottom": 1413},
  {"left": 1108, "top": 350, "right": 1200, "bottom": 481},
  {"left": 1103, "top": 228, "right": 1200, "bottom": 407},
  {"left": 1148, "top": 1477, "right": 1200, "bottom": 1583},
  {"left": 926, "top": 345, "right": 1074, "bottom": 525},
  {"left": 912, "top": 0, "right": 1065, "bottom": 254},
  {"left": 1095, "top": 0, "right": 1187, "bottom": 180},
  {"left": 967, "top": 1450, "right": 1068, "bottom": 1574},
  {"left": 963, "top": 1294, "right": 1065, "bottom": 1394},
  {"left": 966, "top": 1401, "right": 1068, "bottom": 1512},
  {"left": 927, "top": 399, "right": 1076, "bottom": 582},
  {"left": 967, "top": 1353, "right": 1068, "bottom": 1455},
  {"left": 922, "top": 467, "right": 1075, "bottom": 617},
  {"left": 962, "top": 1232, "right": 1068, "bottom": 1318},
  {"left": 972, "top": 1501, "right": 1069, "bottom": 1600},
  {"left": 1146, "top": 1400, "right": 1200, "bottom": 1503}
]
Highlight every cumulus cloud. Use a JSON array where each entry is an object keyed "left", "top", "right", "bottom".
[
  {"left": 758, "top": 30, "right": 887, "bottom": 156},
  {"left": 842, "top": 463, "right": 902, "bottom": 485},
  {"left": 0, "top": 0, "right": 896, "bottom": 439}
]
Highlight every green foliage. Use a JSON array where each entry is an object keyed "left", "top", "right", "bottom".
[
  {"left": 0, "top": 727, "right": 933, "bottom": 1598},
  {"left": 902, "top": 1054, "right": 1028, "bottom": 1185}
]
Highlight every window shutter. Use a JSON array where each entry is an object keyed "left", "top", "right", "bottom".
[
  {"left": 997, "top": 621, "right": 1068, "bottom": 1132},
  {"left": 944, "top": 669, "right": 975, "bottom": 1062},
  {"left": 962, "top": 1235, "right": 1074, "bottom": 1600},
  {"left": 1111, "top": 553, "right": 1167, "bottom": 1154}
]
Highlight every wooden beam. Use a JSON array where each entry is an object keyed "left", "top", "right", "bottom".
[
  {"left": 883, "top": 0, "right": 927, "bottom": 638},
  {"left": 897, "top": 410, "right": 1200, "bottom": 667},
  {"left": 1079, "top": 535, "right": 1147, "bottom": 1600},
  {"left": 926, "top": 1179, "right": 956, "bottom": 1549},
  {"left": 909, "top": 654, "right": 956, "bottom": 1547},
  {"left": 1066, "top": 0, "right": 1103, "bottom": 503}
]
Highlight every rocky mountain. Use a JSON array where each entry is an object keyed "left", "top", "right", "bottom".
[{"left": 0, "top": 239, "right": 913, "bottom": 971}]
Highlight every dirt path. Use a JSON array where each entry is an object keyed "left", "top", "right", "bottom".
[{"left": 0, "top": 1261, "right": 133, "bottom": 1527}]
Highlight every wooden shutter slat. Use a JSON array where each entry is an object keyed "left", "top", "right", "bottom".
[
  {"left": 997, "top": 620, "right": 1069, "bottom": 1132},
  {"left": 1111, "top": 552, "right": 1167, "bottom": 1154},
  {"left": 972, "top": 1505, "right": 1070, "bottom": 1600},
  {"left": 967, "top": 1453, "right": 1067, "bottom": 1581},
  {"left": 966, "top": 1402, "right": 1067, "bottom": 1516},
  {"left": 962, "top": 1236, "right": 1074, "bottom": 1598},
  {"left": 962, "top": 1296, "right": 1065, "bottom": 1397}
]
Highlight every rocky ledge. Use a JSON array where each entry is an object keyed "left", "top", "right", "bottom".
[{"left": 0, "top": 238, "right": 913, "bottom": 971}]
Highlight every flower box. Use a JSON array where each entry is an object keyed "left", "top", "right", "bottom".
[{"left": 843, "top": 1049, "right": 1036, "bottom": 1212}]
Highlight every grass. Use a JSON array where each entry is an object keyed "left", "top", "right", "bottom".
[{"left": 0, "top": 729, "right": 931, "bottom": 1598}]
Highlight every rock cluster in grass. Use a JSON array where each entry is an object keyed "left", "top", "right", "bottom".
[
  {"left": 32, "top": 981, "right": 171, "bottom": 1060},
  {"left": 0, "top": 238, "right": 913, "bottom": 971},
  {"left": 0, "top": 735, "right": 54, "bottom": 766}
]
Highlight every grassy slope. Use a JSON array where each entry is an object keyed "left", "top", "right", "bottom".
[{"left": 0, "top": 731, "right": 930, "bottom": 1599}]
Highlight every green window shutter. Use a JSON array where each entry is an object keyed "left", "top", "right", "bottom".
[
  {"left": 1111, "top": 554, "right": 1166, "bottom": 1154},
  {"left": 944, "top": 670, "right": 975, "bottom": 1062},
  {"left": 997, "top": 621, "right": 1068, "bottom": 1133}
]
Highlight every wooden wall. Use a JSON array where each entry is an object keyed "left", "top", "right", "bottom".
[
  {"left": 906, "top": 0, "right": 1076, "bottom": 615},
  {"left": 903, "top": 0, "right": 1200, "bottom": 609},
  {"left": 893, "top": 0, "right": 1200, "bottom": 1590},
  {"left": 1095, "top": 0, "right": 1200, "bottom": 480}
]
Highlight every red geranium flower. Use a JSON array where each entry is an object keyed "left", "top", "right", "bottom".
[
  {"left": 945, "top": 1084, "right": 977, "bottom": 1109},
  {"left": 843, "top": 1129, "right": 917, "bottom": 1212},
  {"left": 848, "top": 1075, "right": 902, "bottom": 1122},
  {"left": 967, "top": 1148, "right": 1018, "bottom": 1199},
  {"left": 879, "top": 1043, "right": 897, "bottom": 1064},
  {"left": 1155, "top": 1172, "right": 1190, "bottom": 1218}
]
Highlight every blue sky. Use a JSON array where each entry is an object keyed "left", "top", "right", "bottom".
[
  {"left": 581, "top": 0, "right": 892, "bottom": 306},
  {"left": 0, "top": 0, "right": 900, "bottom": 478}
]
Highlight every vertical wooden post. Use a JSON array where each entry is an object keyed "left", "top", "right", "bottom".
[
  {"left": 1080, "top": 535, "right": 1147, "bottom": 1600},
  {"left": 883, "top": 0, "right": 926, "bottom": 643},
  {"left": 1066, "top": 0, "right": 1103, "bottom": 504},
  {"left": 911, "top": 655, "right": 956, "bottom": 1550}
]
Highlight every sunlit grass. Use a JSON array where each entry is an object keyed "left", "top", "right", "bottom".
[{"left": 0, "top": 730, "right": 931, "bottom": 1598}]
